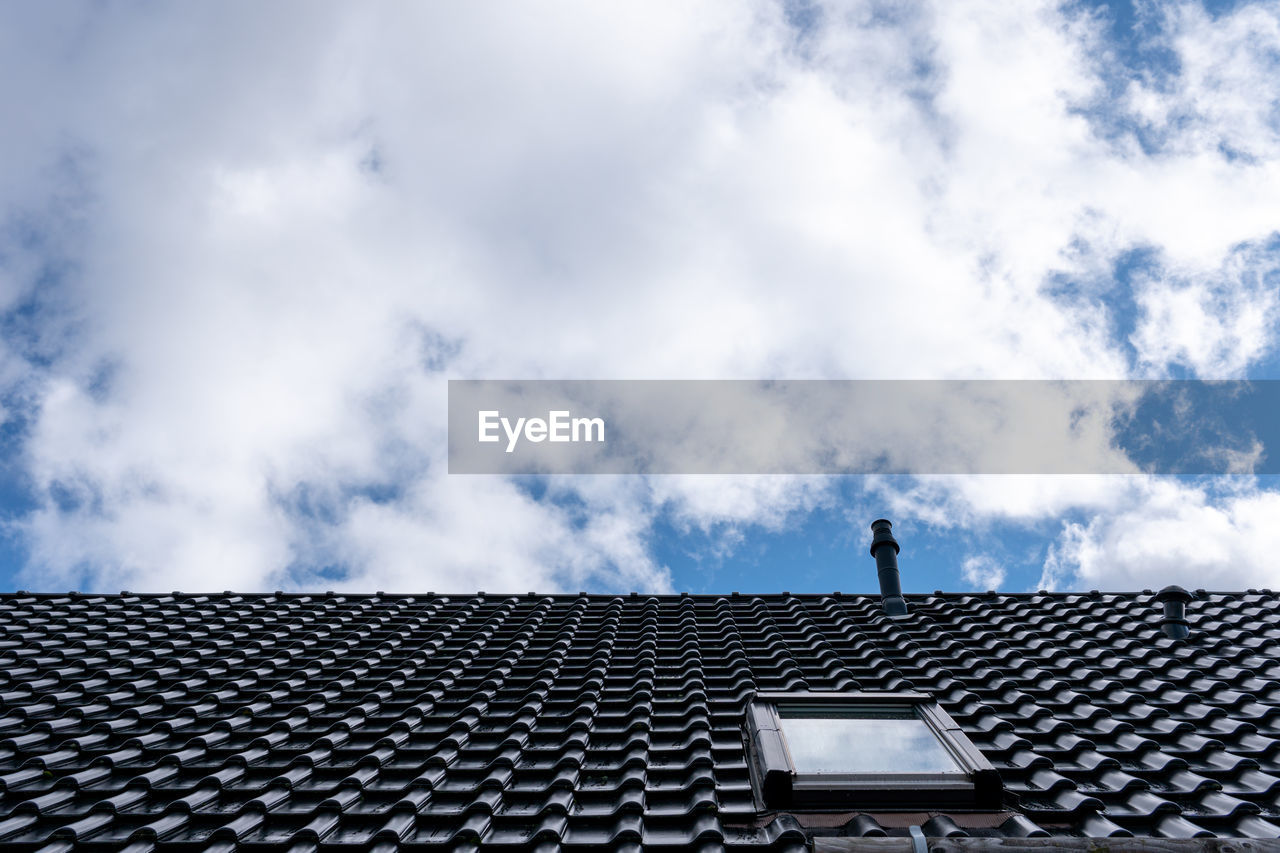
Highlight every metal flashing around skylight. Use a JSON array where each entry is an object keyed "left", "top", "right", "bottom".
[{"left": 746, "top": 691, "right": 1002, "bottom": 811}]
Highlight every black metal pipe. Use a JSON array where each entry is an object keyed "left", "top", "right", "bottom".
[{"left": 870, "top": 519, "right": 908, "bottom": 617}]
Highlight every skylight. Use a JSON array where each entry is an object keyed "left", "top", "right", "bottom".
[
  {"left": 746, "top": 692, "right": 1002, "bottom": 810},
  {"left": 777, "top": 704, "right": 964, "bottom": 775}
]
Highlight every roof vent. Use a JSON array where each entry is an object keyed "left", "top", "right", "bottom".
[
  {"left": 1155, "top": 585, "right": 1193, "bottom": 640},
  {"left": 870, "top": 519, "right": 908, "bottom": 618}
]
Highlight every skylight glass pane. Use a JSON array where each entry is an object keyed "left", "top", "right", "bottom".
[{"left": 777, "top": 706, "right": 963, "bottom": 774}]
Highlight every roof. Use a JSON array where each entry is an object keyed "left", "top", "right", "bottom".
[{"left": 0, "top": 589, "right": 1278, "bottom": 851}]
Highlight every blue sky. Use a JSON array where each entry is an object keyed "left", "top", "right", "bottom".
[{"left": 1, "top": 1, "right": 1280, "bottom": 596}]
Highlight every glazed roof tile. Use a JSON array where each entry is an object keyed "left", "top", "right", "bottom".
[{"left": 0, "top": 590, "right": 1276, "bottom": 850}]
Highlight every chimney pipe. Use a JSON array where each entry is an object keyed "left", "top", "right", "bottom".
[
  {"left": 1156, "top": 585, "right": 1192, "bottom": 640},
  {"left": 870, "top": 519, "right": 908, "bottom": 617}
]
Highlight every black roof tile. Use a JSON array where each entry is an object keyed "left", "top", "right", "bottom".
[{"left": 0, "top": 590, "right": 1277, "bottom": 849}]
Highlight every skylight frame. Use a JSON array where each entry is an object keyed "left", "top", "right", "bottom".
[{"left": 746, "top": 691, "right": 1002, "bottom": 810}]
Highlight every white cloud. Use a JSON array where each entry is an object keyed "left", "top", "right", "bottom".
[
  {"left": 1130, "top": 244, "right": 1280, "bottom": 377},
  {"left": 323, "top": 476, "right": 672, "bottom": 595},
  {"left": 1038, "top": 477, "right": 1280, "bottom": 591},
  {"left": 870, "top": 475, "right": 1138, "bottom": 529},
  {"left": 869, "top": 472, "right": 1280, "bottom": 592},
  {"left": 1120, "top": 2, "right": 1280, "bottom": 162},
  {"left": 960, "top": 554, "right": 1006, "bottom": 591},
  {"left": 1, "top": 2, "right": 1279, "bottom": 593}
]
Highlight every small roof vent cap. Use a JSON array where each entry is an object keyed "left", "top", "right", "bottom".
[
  {"left": 1155, "top": 585, "right": 1193, "bottom": 640},
  {"left": 1156, "top": 584, "right": 1193, "bottom": 603}
]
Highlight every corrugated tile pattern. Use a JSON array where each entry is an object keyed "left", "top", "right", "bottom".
[{"left": 0, "top": 590, "right": 1277, "bottom": 851}]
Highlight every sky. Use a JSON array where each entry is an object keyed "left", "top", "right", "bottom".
[{"left": 1, "top": 1, "right": 1279, "bottom": 596}]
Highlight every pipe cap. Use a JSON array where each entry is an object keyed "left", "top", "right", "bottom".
[
  {"left": 869, "top": 518, "right": 900, "bottom": 556},
  {"left": 1156, "top": 585, "right": 1193, "bottom": 603}
]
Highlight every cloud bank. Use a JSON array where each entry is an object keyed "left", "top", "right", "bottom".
[{"left": 1, "top": 1, "right": 1279, "bottom": 593}]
